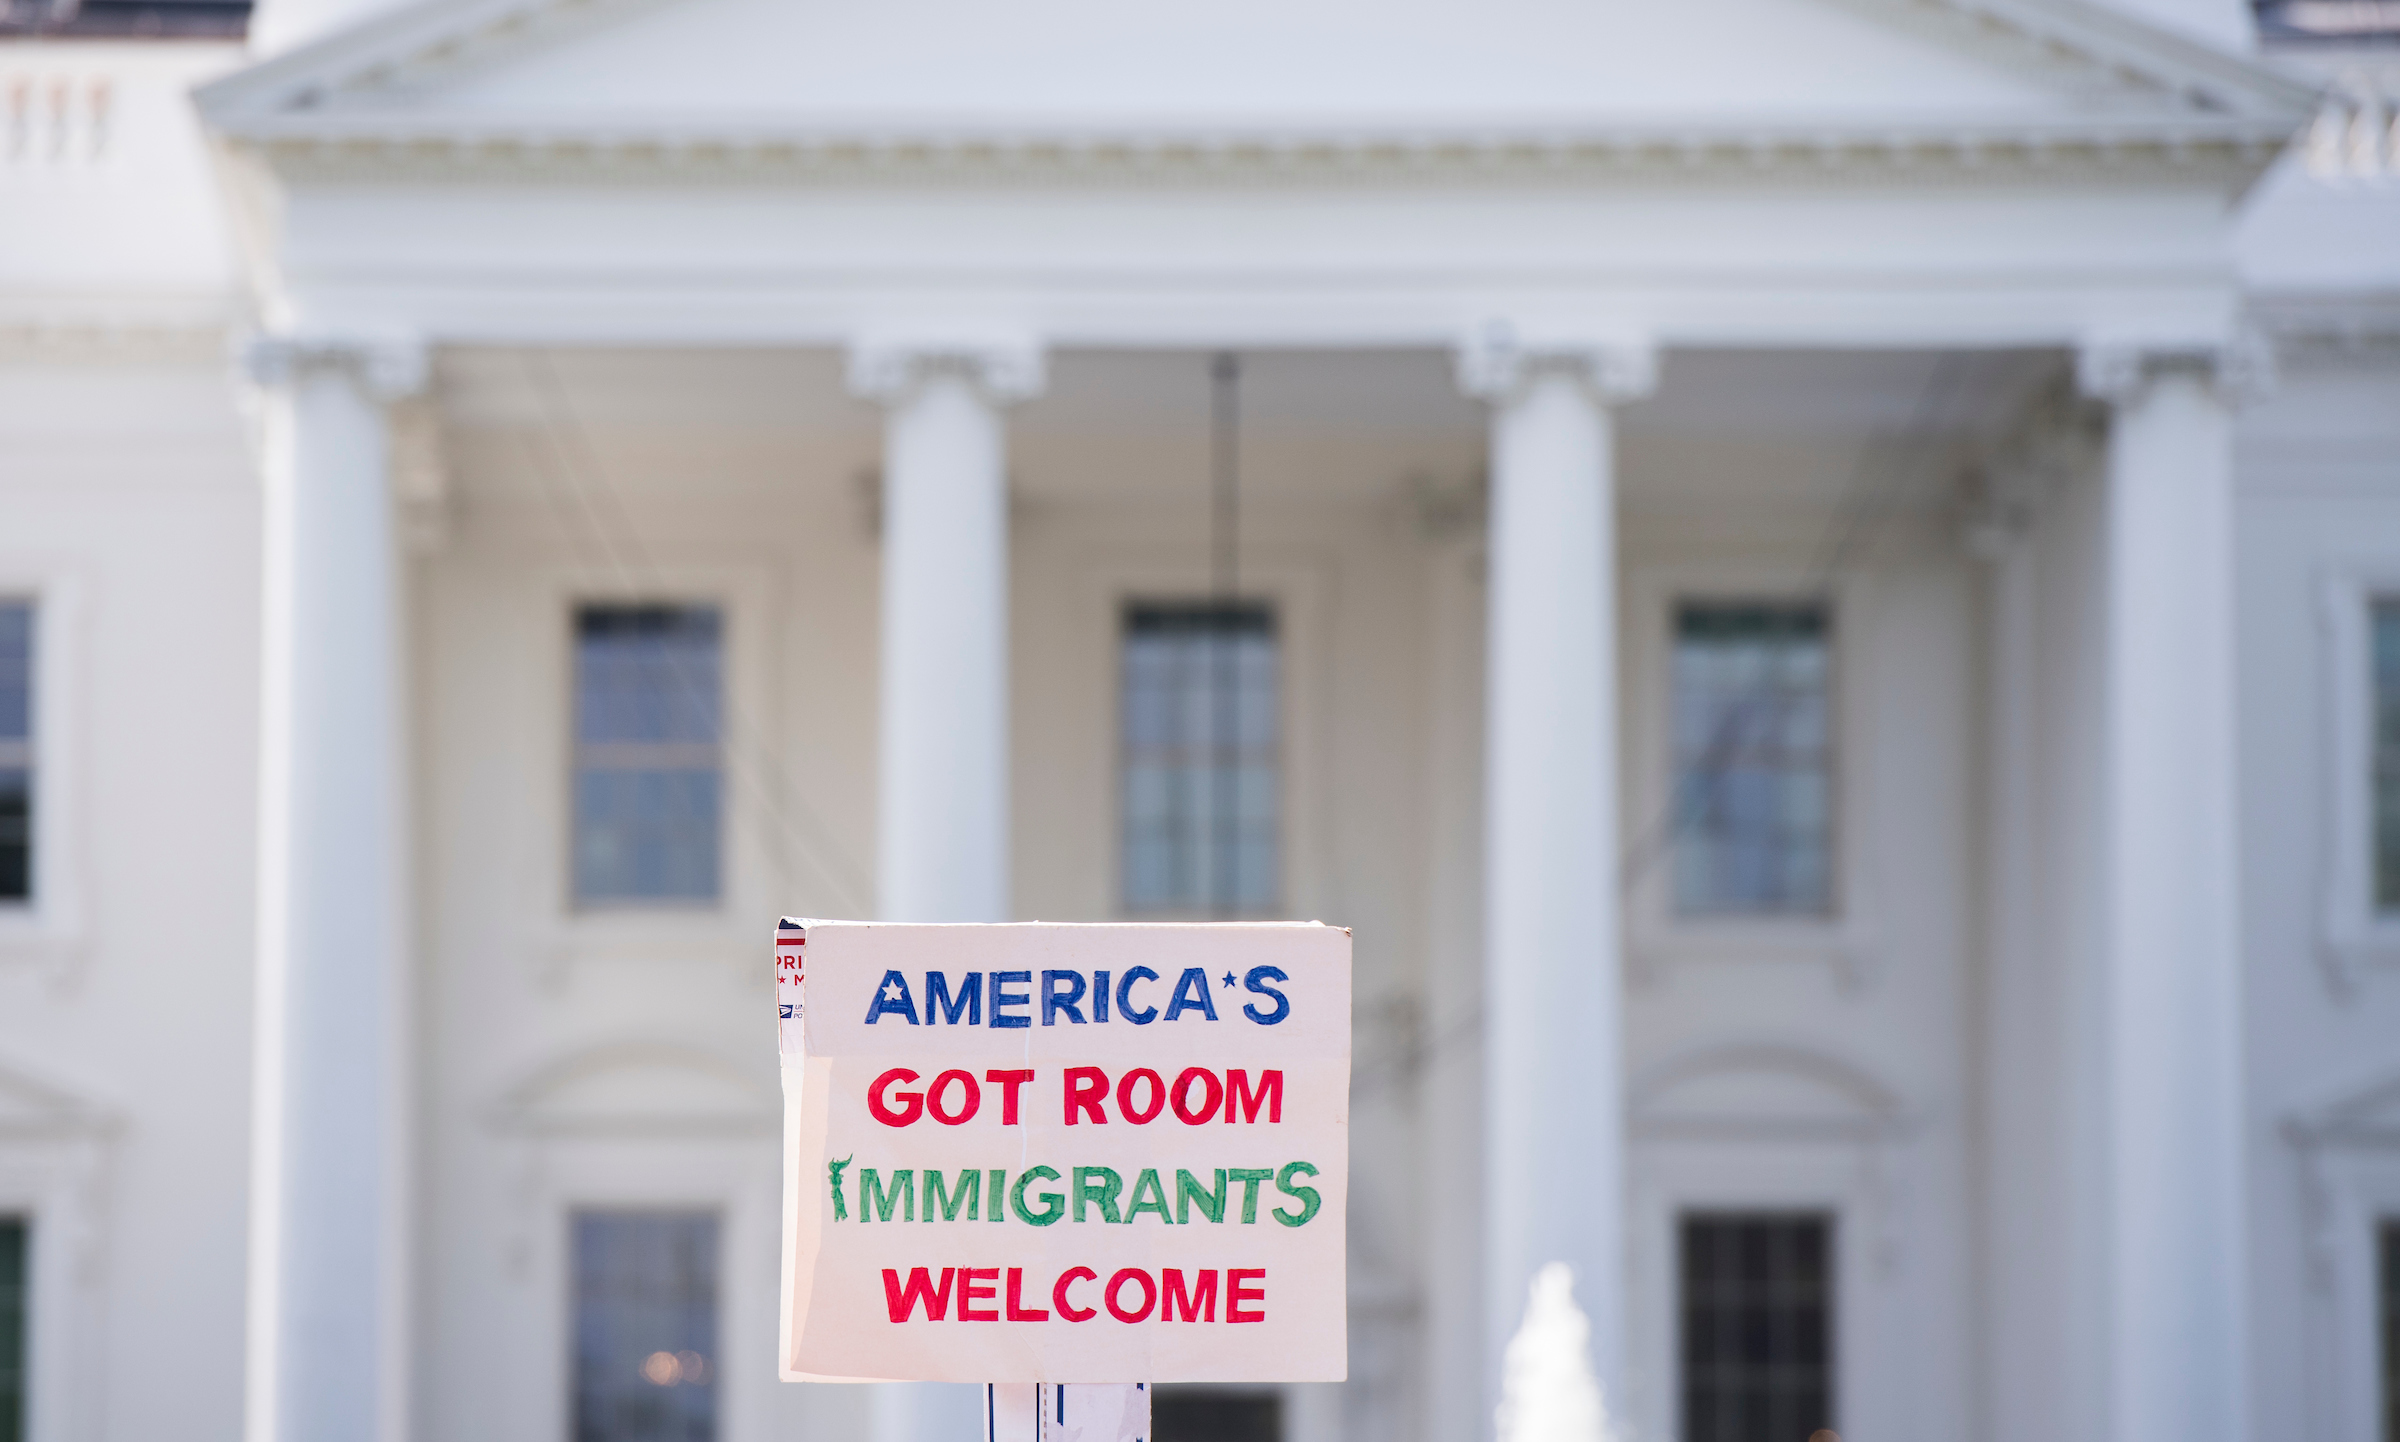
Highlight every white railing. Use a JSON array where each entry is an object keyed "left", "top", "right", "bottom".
[
  {"left": 2303, "top": 73, "right": 2400, "bottom": 180},
  {"left": 2, "top": 69, "right": 113, "bottom": 163}
]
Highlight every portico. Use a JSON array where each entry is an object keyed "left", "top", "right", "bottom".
[{"left": 192, "top": 0, "right": 2311, "bottom": 1436}]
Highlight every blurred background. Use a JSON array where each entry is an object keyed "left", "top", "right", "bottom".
[{"left": 1, "top": 0, "right": 2396, "bottom": 1439}]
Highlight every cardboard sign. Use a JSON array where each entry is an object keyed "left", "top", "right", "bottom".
[{"left": 775, "top": 920, "right": 1351, "bottom": 1384}]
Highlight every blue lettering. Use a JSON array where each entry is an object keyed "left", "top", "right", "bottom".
[
  {"left": 1117, "top": 966, "right": 1160, "bottom": 1025},
  {"left": 990, "top": 971, "right": 1033, "bottom": 1029},
  {"left": 864, "top": 970, "right": 919, "bottom": 1025},
  {"left": 927, "top": 971, "right": 982, "bottom": 1026},
  {"left": 1241, "top": 966, "right": 1291, "bottom": 1025},
  {"left": 1094, "top": 970, "right": 1111, "bottom": 1023},
  {"left": 1164, "top": 967, "right": 1219, "bottom": 1022},
  {"left": 1042, "top": 970, "right": 1088, "bottom": 1026}
]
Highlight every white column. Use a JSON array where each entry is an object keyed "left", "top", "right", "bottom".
[
  {"left": 241, "top": 335, "right": 422, "bottom": 1442},
  {"left": 849, "top": 338, "right": 1041, "bottom": 1442},
  {"left": 851, "top": 340, "right": 1042, "bottom": 924},
  {"left": 2078, "top": 339, "right": 2262, "bottom": 1442},
  {"left": 1460, "top": 332, "right": 1653, "bottom": 1431}
]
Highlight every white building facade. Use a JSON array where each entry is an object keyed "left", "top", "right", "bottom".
[{"left": 2, "top": 0, "right": 2397, "bottom": 1437}]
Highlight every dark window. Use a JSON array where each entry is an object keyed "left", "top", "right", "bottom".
[
  {"left": 2255, "top": 0, "right": 2400, "bottom": 43},
  {"left": 1120, "top": 601, "right": 1279, "bottom": 915},
  {"left": 0, "top": 1217, "right": 25, "bottom": 1442},
  {"left": 0, "top": 0, "right": 250, "bottom": 38},
  {"left": 1153, "top": 1386, "right": 1282, "bottom": 1442},
  {"left": 1671, "top": 602, "right": 1833, "bottom": 918},
  {"left": 0, "top": 603, "right": 30, "bottom": 904},
  {"left": 2375, "top": 599, "right": 2400, "bottom": 912},
  {"left": 2383, "top": 1220, "right": 2400, "bottom": 1442},
  {"left": 1681, "top": 1212, "right": 1835, "bottom": 1442},
  {"left": 572, "top": 1211, "right": 718, "bottom": 1442},
  {"left": 572, "top": 605, "right": 723, "bottom": 905}
]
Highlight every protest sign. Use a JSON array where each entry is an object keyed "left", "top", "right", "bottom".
[{"left": 775, "top": 919, "right": 1351, "bottom": 1385}]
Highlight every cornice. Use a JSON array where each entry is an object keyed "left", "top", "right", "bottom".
[
  {"left": 193, "top": 0, "right": 2318, "bottom": 189},
  {"left": 219, "top": 117, "right": 2298, "bottom": 189}
]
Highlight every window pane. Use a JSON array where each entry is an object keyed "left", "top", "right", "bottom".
[
  {"left": 573, "top": 1211, "right": 718, "bottom": 1442},
  {"left": 1680, "top": 1213, "right": 1835, "bottom": 1442},
  {"left": 1154, "top": 1387, "right": 1282, "bottom": 1442},
  {"left": 2373, "top": 600, "right": 2400, "bottom": 913},
  {"left": 573, "top": 605, "right": 722, "bottom": 904},
  {"left": 2383, "top": 1219, "right": 2400, "bottom": 1442},
  {"left": 0, "top": 1218, "right": 24, "bottom": 1442},
  {"left": 1119, "top": 602, "right": 1279, "bottom": 915},
  {"left": 1671, "top": 602, "right": 1834, "bottom": 918},
  {"left": 0, "top": 603, "right": 31, "bottom": 905}
]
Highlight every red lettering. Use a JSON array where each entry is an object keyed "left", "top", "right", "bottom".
[
  {"left": 1116, "top": 1068, "right": 1166, "bottom": 1125},
  {"left": 1226, "top": 1069, "right": 1283, "bottom": 1124},
  {"left": 1171, "top": 1066, "right": 1223, "bottom": 1125},
  {"left": 926, "top": 1069, "right": 981, "bottom": 1125},
  {"left": 1160, "top": 1268, "right": 1217, "bottom": 1322},
  {"left": 1105, "top": 1267, "right": 1158, "bottom": 1323},
  {"left": 1064, "top": 1066, "right": 1110, "bottom": 1125},
  {"left": 1054, "top": 1266, "right": 1097, "bottom": 1322},
  {"left": 1006, "top": 1267, "right": 1048, "bottom": 1321},
  {"left": 881, "top": 1266, "right": 955, "bottom": 1322},
  {"left": 868, "top": 1068, "right": 924, "bottom": 1127},
  {"left": 958, "top": 1267, "right": 999, "bottom": 1322},
  {"left": 985, "top": 1069, "right": 1036, "bottom": 1125},
  {"left": 1227, "top": 1268, "right": 1267, "bottom": 1323}
]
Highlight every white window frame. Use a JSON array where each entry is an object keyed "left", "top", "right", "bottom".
[
  {"left": 2285, "top": 1069, "right": 2400, "bottom": 1442},
  {"left": 0, "top": 1059, "right": 116, "bottom": 1442},
  {"left": 1036, "top": 550, "right": 1329, "bottom": 924},
  {"left": 509, "top": 565, "right": 789, "bottom": 983},
  {"left": 1624, "top": 568, "right": 1879, "bottom": 987},
  {"left": 0, "top": 566, "right": 86, "bottom": 984},
  {"left": 475, "top": 1043, "right": 782, "bottom": 1442},
  {"left": 2317, "top": 563, "right": 2400, "bottom": 995},
  {"left": 1627, "top": 1043, "right": 1924, "bottom": 1442}
]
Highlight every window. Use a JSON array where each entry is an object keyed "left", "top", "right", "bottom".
[
  {"left": 572, "top": 605, "right": 723, "bottom": 906},
  {"left": 2375, "top": 599, "right": 2400, "bottom": 914},
  {"left": 0, "top": 603, "right": 30, "bottom": 905},
  {"left": 0, "top": 1217, "right": 23, "bottom": 1442},
  {"left": 572, "top": 1210, "right": 718, "bottom": 1442},
  {"left": 1671, "top": 602, "right": 1833, "bottom": 918},
  {"left": 1680, "top": 1212, "right": 1834, "bottom": 1442},
  {"left": 1153, "top": 1387, "right": 1282, "bottom": 1442},
  {"left": 2384, "top": 1219, "right": 2400, "bottom": 1442},
  {"left": 0, "top": 0, "right": 249, "bottom": 36},
  {"left": 1120, "top": 601, "right": 1279, "bottom": 915}
]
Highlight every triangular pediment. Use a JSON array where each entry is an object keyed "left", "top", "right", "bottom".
[{"left": 200, "top": 0, "right": 2313, "bottom": 157}]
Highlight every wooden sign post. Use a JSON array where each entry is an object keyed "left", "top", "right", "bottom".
[{"left": 775, "top": 920, "right": 1351, "bottom": 1434}]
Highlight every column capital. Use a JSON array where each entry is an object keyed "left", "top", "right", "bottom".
[
  {"left": 238, "top": 331, "right": 429, "bottom": 401},
  {"left": 1455, "top": 324, "right": 1657, "bottom": 406},
  {"left": 2075, "top": 331, "right": 2275, "bottom": 409},
  {"left": 847, "top": 335, "right": 1047, "bottom": 407}
]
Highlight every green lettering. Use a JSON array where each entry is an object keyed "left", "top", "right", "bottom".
[
  {"left": 989, "top": 1169, "right": 1007, "bottom": 1223},
  {"left": 924, "top": 1169, "right": 980, "bottom": 1222},
  {"left": 1272, "top": 1161, "right": 1322, "bottom": 1227},
  {"left": 1123, "top": 1168, "right": 1173, "bottom": 1224},
  {"left": 1011, "top": 1166, "right": 1065, "bottom": 1227},
  {"left": 1072, "top": 1166, "right": 1125, "bottom": 1224},
  {"left": 1227, "top": 1168, "right": 1274, "bottom": 1224},
  {"left": 1176, "top": 1168, "right": 1227, "bottom": 1224},
  {"left": 862, "top": 1168, "right": 915, "bottom": 1223}
]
